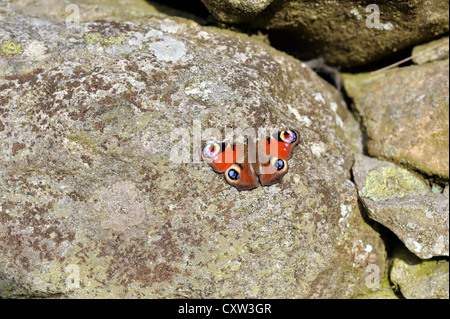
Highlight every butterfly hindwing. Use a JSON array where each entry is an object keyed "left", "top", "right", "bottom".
[{"left": 223, "top": 162, "right": 259, "bottom": 191}]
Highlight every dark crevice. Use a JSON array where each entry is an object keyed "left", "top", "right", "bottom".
[
  {"left": 304, "top": 58, "right": 343, "bottom": 92},
  {"left": 356, "top": 195, "right": 406, "bottom": 298},
  {"left": 340, "top": 84, "right": 370, "bottom": 156},
  {"left": 359, "top": 196, "right": 407, "bottom": 294},
  {"left": 268, "top": 30, "right": 449, "bottom": 74},
  {"left": 350, "top": 161, "right": 405, "bottom": 298},
  {"left": 355, "top": 195, "right": 401, "bottom": 258},
  {"left": 145, "top": 0, "right": 211, "bottom": 25},
  {"left": 339, "top": 45, "right": 414, "bottom": 74}
]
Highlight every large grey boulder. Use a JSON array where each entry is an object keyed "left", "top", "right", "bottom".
[{"left": 0, "top": 4, "right": 385, "bottom": 298}]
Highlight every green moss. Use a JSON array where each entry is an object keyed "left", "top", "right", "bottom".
[
  {"left": 414, "top": 259, "right": 448, "bottom": 278},
  {"left": 65, "top": 132, "right": 103, "bottom": 156},
  {"left": 353, "top": 288, "right": 399, "bottom": 299},
  {"left": 1, "top": 39, "right": 24, "bottom": 56},
  {"left": 342, "top": 72, "right": 387, "bottom": 87},
  {"left": 412, "top": 36, "right": 449, "bottom": 64},
  {"left": 360, "top": 166, "right": 430, "bottom": 201},
  {"left": 390, "top": 245, "right": 449, "bottom": 298},
  {"left": 83, "top": 32, "right": 126, "bottom": 45},
  {"left": 391, "top": 245, "right": 449, "bottom": 278}
]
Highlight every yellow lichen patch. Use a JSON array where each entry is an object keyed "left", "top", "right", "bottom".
[
  {"left": 1, "top": 39, "right": 24, "bottom": 56},
  {"left": 360, "top": 166, "right": 430, "bottom": 201},
  {"left": 83, "top": 32, "right": 126, "bottom": 45}
]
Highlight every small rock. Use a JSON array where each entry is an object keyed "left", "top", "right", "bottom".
[
  {"left": 412, "top": 37, "right": 449, "bottom": 65},
  {"left": 343, "top": 59, "right": 449, "bottom": 179},
  {"left": 390, "top": 245, "right": 449, "bottom": 299},
  {"left": 353, "top": 155, "right": 449, "bottom": 259},
  {"left": 353, "top": 154, "right": 431, "bottom": 201},
  {"left": 200, "top": 0, "right": 273, "bottom": 23}
]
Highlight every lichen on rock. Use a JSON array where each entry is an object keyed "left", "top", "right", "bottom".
[
  {"left": 0, "top": 6, "right": 386, "bottom": 298},
  {"left": 200, "top": 0, "right": 450, "bottom": 67},
  {"left": 353, "top": 155, "right": 449, "bottom": 259},
  {"left": 390, "top": 245, "right": 449, "bottom": 299},
  {"left": 1, "top": 39, "right": 24, "bottom": 56},
  {"left": 343, "top": 59, "right": 449, "bottom": 180}
]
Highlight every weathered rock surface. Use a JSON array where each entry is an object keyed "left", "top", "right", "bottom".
[
  {"left": 200, "top": 0, "right": 272, "bottom": 23},
  {"left": 343, "top": 59, "right": 449, "bottom": 180},
  {"left": 200, "top": 0, "right": 449, "bottom": 67},
  {"left": 0, "top": 6, "right": 385, "bottom": 298},
  {"left": 1, "top": 0, "right": 169, "bottom": 22},
  {"left": 412, "top": 36, "right": 449, "bottom": 65},
  {"left": 390, "top": 245, "right": 449, "bottom": 299},
  {"left": 353, "top": 155, "right": 449, "bottom": 260},
  {"left": 353, "top": 288, "right": 398, "bottom": 299}
]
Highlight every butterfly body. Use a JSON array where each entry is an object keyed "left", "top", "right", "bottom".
[{"left": 201, "top": 130, "right": 300, "bottom": 191}]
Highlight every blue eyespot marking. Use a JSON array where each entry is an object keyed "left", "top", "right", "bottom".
[
  {"left": 275, "top": 159, "right": 284, "bottom": 171},
  {"left": 228, "top": 169, "right": 239, "bottom": 180}
]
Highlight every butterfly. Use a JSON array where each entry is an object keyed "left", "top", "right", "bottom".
[{"left": 201, "top": 130, "right": 300, "bottom": 191}]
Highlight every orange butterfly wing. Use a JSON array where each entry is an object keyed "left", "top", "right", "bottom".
[
  {"left": 201, "top": 130, "right": 299, "bottom": 190},
  {"left": 258, "top": 130, "right": 300, "bottom": 186},
  {"left": 201, "top": 142, "right": 259, "bottom": 191}
]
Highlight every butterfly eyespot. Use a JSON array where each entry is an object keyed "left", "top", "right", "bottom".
[
  {"left": 228, "top": 169, "right": 240, "bottom": 180},
  {"left": 280, "top": 130, "right": 297, "bottom": 144},
  {"left": 275, "top": 159, "right": 285, "bottom": 171},
  {"left": 202, "top": 143, "right": 220, "bottom": 158},
  {"left": 270, "top": 157, "right": 285, "bottom": 171}
]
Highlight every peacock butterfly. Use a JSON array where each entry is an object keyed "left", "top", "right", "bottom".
[{"left": 201, "top": 130, "right": 300, "bottom": 191}]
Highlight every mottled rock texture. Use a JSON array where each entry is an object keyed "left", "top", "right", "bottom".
[
  {"left": 412, "top": 36, "right": 449, "bottom": 65},
  {"left": 201, "top": 0, "right": 449, "bottom": 67},
  {"left": 390, "top": 245, "right": 449, "bottom": 299},
  {"left": 0, "top": 5, "right": 385, "bottom": 298},
  {"left": 343, "top": 59, "right": 449, "bottom": 180},
  {"left": 201, "top": 0, "right": 272, "bottom": 23},
  {"left": 353, "top": 288, "right": 398, "bottom": 299},
  {"left": 353, "top": 155, "right": 449, "bottom": 260}
]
